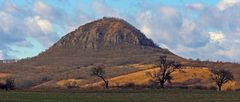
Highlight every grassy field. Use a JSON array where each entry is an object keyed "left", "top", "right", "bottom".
[{"left": 0, "top": 89, "right": 239, "bottom": 102}]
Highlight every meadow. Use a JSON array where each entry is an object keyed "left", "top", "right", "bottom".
[{"left": 0, "top": 89, "right": 239, "bottom": 102}]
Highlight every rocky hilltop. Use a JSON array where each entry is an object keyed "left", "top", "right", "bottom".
[
  {"left": 34, "top": 17, "right": 180, "bottom": 66},
  {"left": 53, "top": 17, "right": 158, "bottom": 50}
]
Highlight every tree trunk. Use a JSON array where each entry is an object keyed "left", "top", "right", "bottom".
[
  {"left": 160, "top": 81, "right": 165, "bottom": 88},
  {"left": 218, "top": 84, "right": 222, "bottom": 91},
  {"left": 100, "top": 76, "right": 109, "bottom": 89},
  {"left": 104, "top": 80, "right": 109, "bottom": 89}
]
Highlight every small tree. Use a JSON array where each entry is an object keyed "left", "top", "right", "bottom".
[
  {"left": 91, "top": 65, "right": 109, "bottom": 89},
  {"left": 211, "top": 69, "right": 234, "bottom": 91},
  {"left": 147, "top": 56, "right": 181, "bottom": 88}
]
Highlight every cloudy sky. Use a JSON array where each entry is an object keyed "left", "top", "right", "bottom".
[{"left": 0, "top": 0, "right": 240, "bottom": 62}]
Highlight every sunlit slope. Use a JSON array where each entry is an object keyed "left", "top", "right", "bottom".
[
  {"left": 80, "top": 65, "right": 237, "bottom": 90},
  {"left": 33, "top": 64, "right": 237, "bottom": 91}
]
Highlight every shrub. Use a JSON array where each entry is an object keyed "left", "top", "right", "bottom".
[
  {"left": 64, "top": 81, "right": 79, "bottom": 89},
  {"left": 0, "top": 78, "right": 15, "bottom": 90}
]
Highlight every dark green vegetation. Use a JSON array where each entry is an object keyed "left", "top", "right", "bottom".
[{"left": 0, "top": 89, "right": 239, "bottom": 102}]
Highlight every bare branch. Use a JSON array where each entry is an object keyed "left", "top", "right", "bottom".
[
  {"left": 210, "top": 68, "right": 234, "bottom": 91},
  {"left": 90, "top": 65, "right": 109, "bottom": 89},
  {"left": 146, "top": 56, "right": 182, "bottom": 88}
]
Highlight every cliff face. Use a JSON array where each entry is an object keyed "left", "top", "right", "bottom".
[{"left": 52, "top": 17, "right": 158, "bottom": 50}]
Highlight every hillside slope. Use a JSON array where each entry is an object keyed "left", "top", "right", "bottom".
[{"left": 80, "top": 66, "right": 237, "bottom": 91}]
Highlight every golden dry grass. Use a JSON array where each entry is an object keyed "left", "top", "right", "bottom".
[
  {"left": 80, "top": 65, "right": 238, "bottom": 90},
  {"left": 32, "top": 79, "right": 85, "bottom": 89},
  {"left": 31, "top": 64, "right": 238, "bottom": 91},
  {"left": 57, "top": 79, "right": 84, "bottom": 88}
]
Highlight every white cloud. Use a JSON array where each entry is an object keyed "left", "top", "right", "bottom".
[
  {"left": 24, "top": 16, "right": 57, "bottom": 47},
  {"left": 0, "top": 50, "right": 3, "bottom": 60},
  {"left": 141, "top": 25, "right": 151, "bottom": 36},
  {"left": 34, "top": 16, "right": 53, "bottom": 33},
  {"left": 136, "top": 7, "right": 185, "bottom": 47},
  {"left": 181, "top": 19, "right": 196, "bottom": 34},
  {"left": 137, "top": 11, "right": 152, "bottom": 37},
  {"left": 217, "top": 0, "right": 240, "bottom": 10},
  {"left": 139, "top": 11, "right": 152, "bottom": 21},
  {"left": 133, "top": 3, "right": 240, "bottom": 62},
  {"left": 0, "top": 11, "right": 13, "bottom": 33},
  {"left": 186, "top": 3, "right": 204, "bottom": 10},
  {"left": 33, "top": 1, "right": 52, "bottom": 16},
  {"left": 25, "top": 16, "right": 53, "bottom": 35},
  {"left": 175, "top": 44, "right": 194, "bottom": 53},
  {"left": 32, "top": 1, "right": 63, "bottom": 22},
  {"left": 217, "top": 49, "right": 238, "bottom": 57},
  {"left": 2, "top": 0, "right": 17, "bottom": 13},
  {"left": 89, "top": 1, "right": 240, "bottom": 62},
  {"left": 136, "top": 9, "right": 178, "bottom": 42},
  {"left": 208, "top": 32, "right": 224, "bottom": 43},
  {"left": 92, "top": 0, "right": 120, "bottom": 17},
  {"left": 159, "top": 6, "right": 178, "bottom": 17},
  {"left": 216, "top": 49, "right": 240, "bottom": 61}
]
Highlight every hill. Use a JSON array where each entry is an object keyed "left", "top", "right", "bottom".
[
  {"left": 0, "top": 17, "right": 239, "bottom": 90},
  {"left": 0, "top": 17, "right": 183, "bottom": 88}
]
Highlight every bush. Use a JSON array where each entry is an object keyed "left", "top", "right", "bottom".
[
  {"left": 64, "top": 81, "right": 79, "bottom": 89},
  {"left": 0, "top": 78, "right": 15, "bottom": 90}
]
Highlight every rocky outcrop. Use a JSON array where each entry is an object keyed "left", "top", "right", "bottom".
[{"left": 52, "top": 17, "right": 158, "bottom": 50}]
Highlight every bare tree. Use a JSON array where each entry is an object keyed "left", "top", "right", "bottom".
[
  {"left": 211, "top": 69, "right": 234, "bottom": 91},
  {"left": 147, "top": 56, "right": 181, "bottom": 88},
  {"left": 91, "top": 65, "right": 109, "bottom": 89}
]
